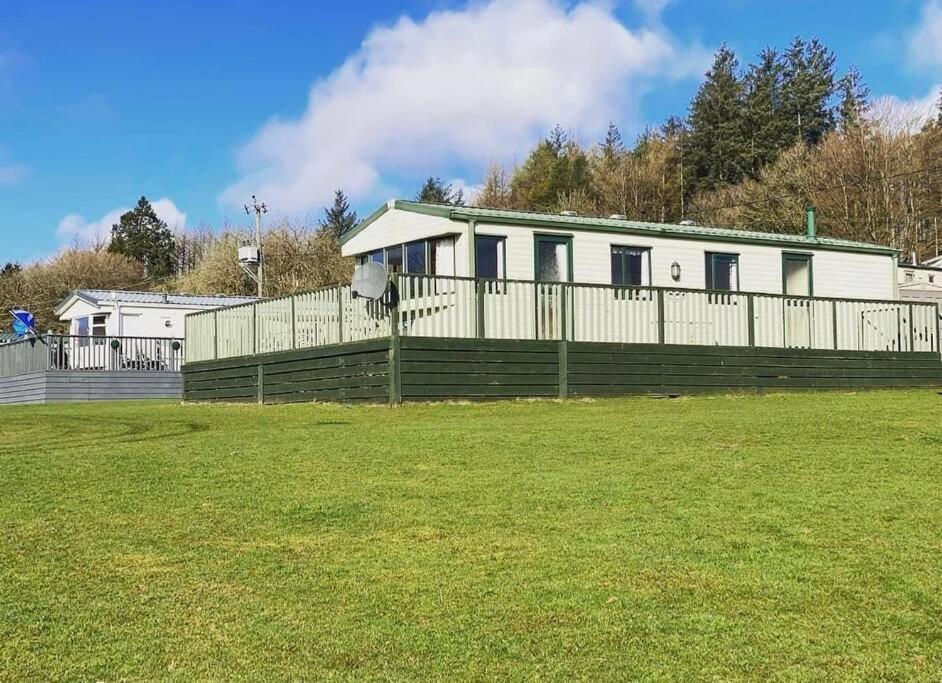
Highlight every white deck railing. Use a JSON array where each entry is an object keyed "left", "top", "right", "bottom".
[
  {"left": 185, "top": 274, "right": 941, "bottom": 362},
  {"left": 0, "top": 335, "right": 185, "bottom": 378}
]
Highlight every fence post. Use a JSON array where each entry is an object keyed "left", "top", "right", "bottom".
[
  {"left": 656, "top": 289, "right": 665, "bottom": 345},
  {"left": 213, "top": 310, "right": 219, "bottom": 360},
  {"left": 251, "top": 303, "right": 257, "bottom": 355},
  {"left": 337, "top": 288, "right": 345, "bottom": 344},
  {"left": 831, "top": 300, "right": 839, "bottom": 350},
  {"left": 746, "top": 294, "right": 755, "bottom": 347},
  {"left": 388, "top": 274, "right": 401, "bottom": 405},
  {"left": 558, "top": 283, "right": 568, "bottom": 399},
  {"left": 936, "top": 307, "right": 941, "bottom": 354},
  {"left": 533, "top": 282, "right": 540, "bottom": 340},
  {"left": 908, "top": 303, "right": 915, "bottom": 352},
  {"left": 291, "top": 296, "right": 297, "bottom": 350},
  {"left": 476, "top": 279, "right": 485, "bottom": 339},
  {"left": 257, "top": 363, "right": 264, "bottom": 405}
]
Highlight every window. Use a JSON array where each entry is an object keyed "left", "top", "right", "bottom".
[
  {"left": 611, "top": 246, "right": 651, "bottom": 286},
  {"left": 534, "top": 235, "right": 572, "bottom": 282},
  {"left": 92, "top": 314, "right": 107, "bottom": 338},
  {"left": 782, "top": 253, "right": 813, "bottom": 297},
  {"left": 405, "top": 241, "right": 426, "bottom": 274},
  {"left": 905, "top": 271, "right": 915, "bottom": 283},
  {"left": 930, "top": 275, "right": 936, "bottom": 284},
  {"left": 360, "top": 237, "right": 456, "bottom": 275},
  {"left": 428, "top": 236, "right": 455, "bottom": 276},
  {"left": 75, "top": 317, "right": 89, "bottom": 336},
  {"left": 385, "top": 245, "right": 403, "bottom": 273},
  {"left": 476, "top": 236, "right": 505, "bottom": 279},
  {"left": 705, "top": 252, "right": 739, "bottom": 291}
]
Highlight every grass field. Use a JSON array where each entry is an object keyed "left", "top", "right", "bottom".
[{"left": 1, "top": 391, "right": 941, "bottom": 680}]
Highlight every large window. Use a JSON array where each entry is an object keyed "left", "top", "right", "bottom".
[
  {"left": 428, "top": 237, "right": 455, "bottom": 276},
  {"left": 534, "top": 235, "right": 572, "bottom": 282},
  {"left": 75, "top": 317, "right": 89, "bottom": 336},
  {"left": 705, "top": 252, "right": 739, "bottom": 291},
  {"left": 405, "top": 241, "right": 426, "bottom": 274},
  {"left": 476, "top": 236, "right": 506, "bottom": 279},
  {"left": 782, "top": 253, "right": 813, "bottom": 296},
  {"left": 611, "top": 246, "right": 651, "bottom": 286},
  {"left": 360, "top": 237, "right": 455, "bottom": 276},
  {"left": 386, "top": 245, "right": 403, "bottom": 273}
]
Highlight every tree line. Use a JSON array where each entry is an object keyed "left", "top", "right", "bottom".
[{"left": 475, "top": 38, "right": 942, "bottom": 259}]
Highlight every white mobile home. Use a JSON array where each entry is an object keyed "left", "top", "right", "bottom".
[
  {"left": 341, "top": 201, "right": 899, "bottom": 300},
  {"left": 55, "top": 290, "right": 258, "bottom": 338}
]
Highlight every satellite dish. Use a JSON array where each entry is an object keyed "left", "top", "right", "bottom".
[{"left": 351, "top": 261, "right": 388, "bottom": 300}]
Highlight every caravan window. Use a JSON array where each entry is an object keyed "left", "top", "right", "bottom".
[
  {"left": 385, "top": 245, "right": 403, "bottom": 273},
  {"left": 611, "top": 246, "right": 651, "bottom": 286},
  {"left": 428, "top": 237, "right": 455, "bottom": 276},
  {"left": 705, "top": 252, "right": 739, "bottom": 291},
  {"left": 92, "top": 314, "right": 107, "bottom": 337},
  {"left": 475, "top": 236, "right": 506, "bottom": 279},
  {"left": 405, "top": 241, "right": 426, "bottom": 275}
]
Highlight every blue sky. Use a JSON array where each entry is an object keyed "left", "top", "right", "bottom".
[{"left": 1, "top": 0, "right": 940, "bottom": 262}]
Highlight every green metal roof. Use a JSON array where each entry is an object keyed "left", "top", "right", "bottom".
[{"left": 341, "top": 200, "right": 898, "bottom": 256}]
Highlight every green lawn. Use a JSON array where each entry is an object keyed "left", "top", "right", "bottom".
[{"left": 1, "top": 392, "right": 941, "bottom": 680}]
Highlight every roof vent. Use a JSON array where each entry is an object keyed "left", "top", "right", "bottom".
[
  {"left": 559, "top": 210, "right": 578, "bottom": 216},
  {"left": 609, "top": 214, "right": 627, "bottom": 220},
  {"left": 679, "top": 219, "right": 696, "bottom": 226}
]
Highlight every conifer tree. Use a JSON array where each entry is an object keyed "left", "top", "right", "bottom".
[
  {"left": 600, "top": 123, "right": 624, "bottom": 166},
  {"left": 319, "top": 189, "right": 358, "bottom": 238},
  {"left": 685, "top": 44, "right": 749, "bottom": 190},
  {"left": 108, "top": 196, "right": 177, "bottom": 279},
  {"left": 742, "top": 47, "right": 786, "bottom": 176},
  {"left": 780, "top": 37, "right": 837, "bottom": 146},
  {"left": 836, "top": 66, "right": 870, "bottom": 131},
  {"left": 415, "top": 177, "right": 465, "bottom": 205}
]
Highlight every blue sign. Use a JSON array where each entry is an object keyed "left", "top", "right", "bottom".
[{"left": 11, "top": 309, "right": 34, "bottom": 337}]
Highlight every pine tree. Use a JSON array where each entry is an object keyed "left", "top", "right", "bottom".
[
  {"left": 547, "top": 124, "right": 567, "bottom": 154},
  {"left": 600, "top": 123, "right": 624, "bottom": 166},
  {"left": 511, "top": 132, "right": 591, "bottom": 212},
  {"left": 743, "top": 47, "right": 786, "bottom": 176},
  {"left": 108, "top": 196, "right": 177, "bottom": 279},
  {"left": 319, "top": 189, "right": 358, "bottom": 238},
  {"left": 685, "top": 44, "right": 749, "bottom": 191},
  {"left": 836, "top": 66, "right": 870, "bottom": 132},
  {"left": 415, "top": 177, "right": 465, "bottom": 205},
  {"left": 781, "top": 37, "right": 837, "bottom": 146}
]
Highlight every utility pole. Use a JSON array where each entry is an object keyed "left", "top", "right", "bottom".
[{"left": 244, "top": 195, "right": 267, "bottom": 298}]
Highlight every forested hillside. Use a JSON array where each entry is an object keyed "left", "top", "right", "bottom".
[{"left": 477, "top": 39, "right": 942, "bottom": 260}]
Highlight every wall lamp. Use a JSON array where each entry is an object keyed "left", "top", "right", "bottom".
[{"left": 670, "top": 261, "right": 681, "bottom": 281}]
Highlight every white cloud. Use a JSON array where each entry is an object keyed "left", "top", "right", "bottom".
[
  {"left": 908, "top": 0, "right": 942, "bottom": 69},
  {"left": 868, "top": 85, "right": 940, "bottom": 134},
  {"left": 221, "top": 0, "right": 708, "bottom": 213},
  {"left": 633, "top": 0, "right": 671, "bottom": 21},
  {"left": 0, "top": 163, "right": 27, "bottom": 186},
  {"left": 57, "top": 198, "right": 187, "bottom": 247}
]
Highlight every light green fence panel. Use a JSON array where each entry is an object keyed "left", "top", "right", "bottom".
[
  {"left": 255, "top": 297, "right": 293, "bottom": 354},
  {"left": 185, "top": 312, "right": 217, "bottom": 363}
]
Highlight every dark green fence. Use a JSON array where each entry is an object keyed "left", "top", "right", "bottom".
[{"left": 183, "top": 335, "right": 942, "bottom": 404}]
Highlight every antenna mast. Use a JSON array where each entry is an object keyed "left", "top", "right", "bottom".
[{"left": 242, "top": 195, "right": 267, "bottom": 298}]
